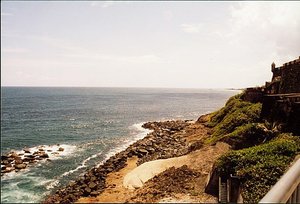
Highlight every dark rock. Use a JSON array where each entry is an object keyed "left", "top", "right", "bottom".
[
  {"left": 24, "top": 149, "right": 31, "bottom": 153},
  {"left": 15, "top": 159, "right": 23, "bottom": 165},
  {"left": 188, "top": 141, "right": 204, "bottom": 152},
  {"left": 23, "top": 157, "right": 34, "bottom": 162},
  {"left": 90, "top": 191, "right": 100, "bottom": 196},
  {"left": 2, "top": 160, "right": 9, "bottom": 165},
  {"left": 10, "top": 152, "right": 19, "bottom": 159},
  {"left": 89, "top": 182, "right": 97, "bottom": 189},
  {"left": 84, "top": 187, "right": 91, "bottom": 194},
  {"left": 15, "top": 163, "right": 27, "bottom": 169},
  {"left": 7, "top": 157, "right": 14, "bottom": 162},
  {"left": 2, "top": 167, "right": 14, "bottom": 173},
  {"left": 58, "top": 147, "right": 64, "bottom": 152},
  {"left": 40, "top": 153, "right": 49, "bottom": 158},
  {"left": 1, "top": 155, "right": 9, "bottom": 160},
  {"left": 138, "top": 149, "right": 148, "bottom": 155}
]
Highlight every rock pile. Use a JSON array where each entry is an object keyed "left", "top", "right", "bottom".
[
  {"left": 1, "top": 146, "right": 63, "bottom": 176},
  {"left": 43, "top": 120, "right": 192, "bottom": 203},
  {"left": 128, "top": 165, "right": 201, "bottom": 203}
]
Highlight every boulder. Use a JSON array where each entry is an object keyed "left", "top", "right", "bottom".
[
  {"left": 84, "top": 187, "right": 91, "bottom": 194},
  {"left": 2, "top": 160, "right": 9, "bottom": 165},
  {"left": 15, "top": 163, "right": 27, "bottom": 169},
  {"left": 40, "top": 153, "right": 49, "bottom": 158},
  {"left": 138, "top": 149, "right": 148, "bottom": 155},
  {"left": 7, "top": 157, "right": 14, "bottom": 162},
  {"left": 90, "top": 191, "right": 100, "bottom": 196},
  {"left": 58, "top": 147, "right": 64, "bottom": 152},
  {"left": 2, "top": 167, "right": 14, "bottom": 173},
  {"left": 14, "top": 156, "right": 22, "bottom": 161},
  {"left": 89, "top": 182, "right": 97, "bottom": 189},
  {"left": 1, "top": 155, "right": 9, "bottom": 160},
  {"left": 10, "top": 152, "right": 19, "bottom": 158},
  {"left": 25, "top": 154, "right": 35, "bottom": 158},
  {"left": 15, "top": 159, "right": 23, "bottom": 165},
  {"left": 24, "top": 149, "right": 31, "bottom": 153}
]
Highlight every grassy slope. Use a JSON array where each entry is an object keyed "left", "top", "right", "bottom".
[{"left": 206, "top": 93, "right": 300, "bottom": 202}]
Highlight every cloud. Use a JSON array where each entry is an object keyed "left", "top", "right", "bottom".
[
  {"left": 180, "top": 23, "right": 203, "bottom": 33},
  {"left": 2, "top": 48, "right": 28, "bottom": 53},
  {"left": 163, "top": 10, "right": 173, "bottom": 21},
  {"left": 228, "top": 2, "right": 300, "bottom": 58},
  {"left": 62, "top": 53, "right": 163, "bottom": 64},
  {"left": 1, "top": 12, "right": 13, "bottom": 16}
]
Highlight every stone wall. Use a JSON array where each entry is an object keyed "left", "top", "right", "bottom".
[
  {"left": 260, "top": 94, "right": 300, "bottom": 134},
  {"left": 266, "top": 57, "right": 300, "bottom": 94},
  {"left": 279, "top": 62, "right": 300, "bottom": 94},
  {"left": 260, "top": 57, "right": 300, "bottom": 135},
  {"left": 242, "top": 87, "right": 264, "bottom": 103}
]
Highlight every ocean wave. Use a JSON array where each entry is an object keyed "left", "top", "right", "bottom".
[
  {"left": 96, "top": 122, "right": 152, "bottom": 167},
  {"left": 1, "top": 144, "right": 77, "bottom": 180},
  {"left": 61, "top": 150, "right": 103, "bottom": 177},
  {"left": 1, "top": 173, "right": 53, "bottom": 203}
]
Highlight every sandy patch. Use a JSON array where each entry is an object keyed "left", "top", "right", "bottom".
[
  {"left": 124, "top": 142, "right": 229, "bottom": 190},
  {"left": 77, "top": 156, "right": 138, "bottom": 203},
  {"left": 124, "top": 155, "right": 189, "bottom": 189}
]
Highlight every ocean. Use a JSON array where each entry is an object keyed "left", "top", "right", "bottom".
[{"left": 1, "top": 87, "right": 239, "bottom": 203}]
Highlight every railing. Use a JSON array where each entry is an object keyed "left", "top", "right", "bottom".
[{"left": 259, "top": 158, "right": 300, "bottom": 203}]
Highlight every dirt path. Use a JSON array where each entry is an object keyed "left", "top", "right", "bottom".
[{"left": 128, "top": 142, "right": 229, "bottom": 203}]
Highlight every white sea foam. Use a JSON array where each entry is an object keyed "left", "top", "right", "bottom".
[
  {"left": 10, "top": 144, "right": 77, "bottom": 160},
  {"left": 61, "top": 150, "right": 103, "bottom": 177},
  {"left": 1, "top": 174, "right": 53, "bottom": 203},
  {"left": 2, "top": 144, "right": 77, "bottom": 179},
  {"left": 96, "top": 122, "right": 152, "bottom": 167}
]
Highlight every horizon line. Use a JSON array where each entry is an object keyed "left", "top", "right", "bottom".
[{"left": 1, "top": 85, "right": 245, "bottom": 90}]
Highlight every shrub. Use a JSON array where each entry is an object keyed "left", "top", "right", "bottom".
[
  {"left": 207, "top": 92, "right": 245, "bottom": 127},
  {"left": 218, "top": 123, "right": 269, "bottom": 149},
  {"left": 206, "top": 93, "right": 262, "bottom": 145},
  {"left": 215, "top": 134, "right": 300, "bottom": 202}
]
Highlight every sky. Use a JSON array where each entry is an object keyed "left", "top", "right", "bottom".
[{"left": 1, "top": 1, "right": 300, "bottom": 88}]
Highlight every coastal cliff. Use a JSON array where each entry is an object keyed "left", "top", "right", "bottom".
[{"left": 41, "top": 57, "right": 300, "bottom": 202}]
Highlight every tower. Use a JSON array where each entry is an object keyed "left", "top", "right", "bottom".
[{"left": 271, "top": 62, "right": 276, "bottom": 72}]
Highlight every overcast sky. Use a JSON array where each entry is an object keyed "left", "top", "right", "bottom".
[{"left": 1, "top": 1, "right": 300, "bottom": 88}]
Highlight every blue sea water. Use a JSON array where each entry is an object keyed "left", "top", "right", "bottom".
[{"left": 1, "top": 87, "right": 239, "bottom": 203}]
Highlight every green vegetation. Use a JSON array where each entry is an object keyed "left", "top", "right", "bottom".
[
  {"left": 218, "top": 123, "right": 267, "bottom": 149},
  {"left": 206, "top": 92, "right": 263, "bottom": 146},
  {"left": 216, "top": 134, "right": 300, "bottom": 202},
  {"left": 205, "top": 93, "right": 300, "bottom": 202}
]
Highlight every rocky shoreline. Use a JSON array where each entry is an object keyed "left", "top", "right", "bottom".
[{"left": 43, "top": 120, "right": 194, "bottom": 203}]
